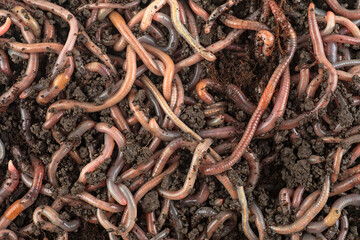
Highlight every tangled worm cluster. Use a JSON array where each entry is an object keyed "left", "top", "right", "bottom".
[{"left": 0, "top": 0, "right": 360, "bottom": 239}]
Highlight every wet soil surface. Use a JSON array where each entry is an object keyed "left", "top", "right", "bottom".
[{"left": 1, "top": 0, "right": 360, "bottom": 239}]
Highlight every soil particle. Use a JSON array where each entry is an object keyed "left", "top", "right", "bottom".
[
  {"left": 141, "top": 191, "right": 160, "bottom": 213},
  {"left": 180, "top": 105, "right": 206, "bottom": 130}
]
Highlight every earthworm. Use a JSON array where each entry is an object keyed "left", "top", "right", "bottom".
[
  {"left": 175, "top": 10, "right": 260, "bottom": 72},
  {"left": 225, "top": 83, "right": 256, "bottom": 115},
  {"left": 237, "top": 186, "right": 258, "bottom": 240},
  {"left": 297, "top": 68, "right": 310, "bottom": 98},
  {"left": 182, "top": 182, "right": 210, "bottom": 206},
  {"left": 0, "top": 17, "right": 11, "bottom": 36},
  {"left": 165, "top": 0, "right": 216, "bottom": 61},
  {"left": 333, "top": 59, "right": 360, "bottom": 69},
  {"left": 188, "top": 0, "right": 209, "bottom": 21},
  {"left": 110, "top": 106, "right": 131, "bottom": 132},
  {"left": 157, "top": 198, "right": 170, "bottom": 229},
  {"left": 326, "top": 42, "right": 338, "bottom": 64},
  {"left": 168, "top": 201, "right": 185, "bottom": 240},
  {"left": 23, "top": 0, "right": 78, "bottom": 79},
  {"left": 0, "top": 229, "right": 18, "bottom": 240},
  {"left": 196, "top": 78, "right": 224, "bottom": 105},
  {"left": 141, "top": 75, "right": 203, "bottom": 142},
  {"left": 77, "top": 1, "right": 140, "bottom": 12},
  {"left": 318, "top": 13, "right": 360, "bottom": 37},
  {"left": 306, "top": 194, "right": 360, "bottom": 233},
  {"left": 0, "top": 154, "right": 44, "bottom": 230},
  {"left": 78, "top": 29, "right": 117, "bottom": 75},
  {"left": 48, "top": 120, "right": 95, "bottom": 186},
  {"left": 0, "top": 49, "right": 12, "bottom": 78},
  {"left": 249, "top": 201, "right": 267, "bottom": 240},
  {"left": 337, "top": 215, "right": 349, "bottom": 240},
  {"left": 324, "top": 220, "right": 339, "bottom": 240},
  {"left": 146, "top": 212, "right": 158, "bottom": 235},
  {"left": 150, "top": 228, "right": 169, "bottom": 240},
  {"left": 270, "top": 176, "right": 330, "bottom": 234},
  {"left": 107, "top": 151, "right": 127, "bottom": 206},
  {"left": 152, "top": 138, "right": 195, "bottom": 177},
  {"left": 191, "top": 207, "right": 217, "bottom": 228},
  {"left": 349, "top": 143, "right": 360, "bottom": 166},
  {"left": 202, "top": 210, "right": 237, "bottom": 240},
  {"left": 140, "top": 0, "right": 167, "bottom": 31},
  {"left": 199, "top": 126, "right": 241, "bottom": 139},
  {"left": 0, "top": 10, "right": 39, "bottom": 111},
  {"left": 223, "top": 14, "right": 270, "bottom": 31},
  {"left": 204, "top": 0, "right": 239, "bottom": 34},
  {"left": 256, "top": 66, "right": 290, "bottom": 135},
  {"left": 255, "top": 30, "right": 275, "bottom": 57},
  {"left": 96, "top": 184, "right": 136, "bottom": 235},
  {"left": 120, "top": 150, "right": 162, "bottom": 182},
  {"left": 77, "top": 134, "right": 115, "bottom": 185},
  {"left": 7, "top": 49, "right": 29, "bottom": 60},
  {"left": 0, "top": 40, "right": 63, "bottom": 53},
  {"left": 43, "top": 15, "right": 55, "bottom": 42},
  {"left": 292, "top": 186, "right": 304, "bottom": 209},
  {"left": 279, "top": 188, "right": 294, "bottom": 215},
  {"left": 326, "top": 0, "right": 360, "bottom": 20},
  {"left": 331, "top": 134, "right": 360, "bottom": 183},
  {"left": 11, "top": 6, "right": 40, "bottom": 38},
  {"left": 0, "top": 137, "right": 4, "bottom": 162},
  {"left": 0, "top": 161, "right": 19, "bottom": 205},
  {"left": 109, "top": 11, "right": 161, "bottom": 76},
  {"left": 323, "top": 34, "right": 360, "bottom": 45},
  {"left": 85, "top": 0, "right": 102, "bottom": 28},
  {"left": 76, "top": 191, "right": 123, "bottom": 213},
  {"left": 280, "top": 3, "right": 338, "bottom": 130},
  {"left": 45, "top": 45, "right": 136, "bottom": 119},
  {"left": 131, "top": 224, "right": 149, "bottom": 240},
  {"left": 200, "top": 0, "right": 296, "bottom": 175},
  {"left": 207, "top": 115, "right": 225, "bottom": 127},
  {"left": 33, "top": 205, "right": 80, "bottom": 232},
  {"left": 158, "top": 139, "right": 213, "bottom": 200}
]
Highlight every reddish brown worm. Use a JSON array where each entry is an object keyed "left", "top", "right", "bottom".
[
  {"left": 270, "top": 176, "right": 330, "bottom": 234},
  {"left": 158, "top": 139, "right": 213, "bottom": 200},
  {"left": 200, "top": 0, "right": 296, "bottom": 175}
]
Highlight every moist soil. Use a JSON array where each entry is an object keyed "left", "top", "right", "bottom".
[{"left": 1, "top": 0, "right": 360, "bottom": 239}]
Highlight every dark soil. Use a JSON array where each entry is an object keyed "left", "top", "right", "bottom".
[{"left": 1, "top": 0, "right": 360, "bottom": 239}]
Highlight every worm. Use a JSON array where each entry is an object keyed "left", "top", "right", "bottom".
[
  {"left": 33, "top": 205, "right": 80, "bottom": 232},
  {"left": 200, "top": 0, "right": 296, "bottom": 175},
  {"left": 337, "top": 215, "right": 349, "bottom": 240},
  {"left": 270, "top": 176, "right": 330, "bottom": 234},
  {"left": 237, "top": 186, "right": 258, "bottom": 240},
  {"left": 225, "top": 83, "right": 256, "bottom": 115},
  {"left": 182, "top": 182, "right": 210, "bottom": 206},
  {"left": 326, "top": 0, "right": 360, "bottom": 20},
  {"left": 0, "top": 161, "right": 19, "bottom": 205},
  {"left": 48, "top": 120, "right": 95, "bottom": 186},
  {"left": 223, "top": 14, "right": 270, "bottom": 31},
  {"left": 0, "top": 49, "right": 12, "bottom": 78},
  {"left": 204, "top": 0, "right": 239, "bottom": 33},
  {"left": 0, "top": 154, "right": 44, "bottom": 229},
  {"left": 158, "top": 139, "right": 213, "bottom": 200},
  {"left": 0, "top": 17, "right": 11, "bottom": 37},
  {"left": 306, "top": 194, "right": 360, "bottom": 233},
  {"left": 11, "top": 6, "right": 41, "bottom": 38},
  {"left": 146, "top": 212, "right": 158, "bottom": 235}
]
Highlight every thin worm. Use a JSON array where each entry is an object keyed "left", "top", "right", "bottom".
[
  {"left": 48, "top": 120, "right": 95, "bottom": 186},
  {"left": 23, "top": 0, "right": 78, "bottom": 79},
  {"left": 202, "top": 210, "right": 238, "bottom": 240},
  {"left": 200, "top": 0, "right": 296, "bottom": 175},
  {"left": 249, "top": 201, "right": 267, "bottom": 240},
  {"left": 0, "top": 49, "right": 12, "bottom": 78},
  {"left": 279, "top": 188, "right": 294, "bottom": 215},
  {"left": 297, "top": 68, "right": 310, "bottom": 98},
  {"left": 167, "top": 0, "right": 216, "bottom": 61},
  {"left": 76, "top": 192, "right": 123, "bottom": 213},
  {"left": 44, "top": 45, "right": 136, "bottom": 123},
  {"left": 0, "top": 229, "right": 17, "bottom": 240},
  {"left": 226, "top": 84, "right": 256, "bottom": 115},
  {"left": 337, "top": 215, "right": 348, "bottom": 240},
  {"left": 77, "top": 1, "right": 140, "bottom": 11},
  {"left": 205, "top": 0, "right": 239, "bottom": 34},
  {"left": 256, "top": 66, "right": 290, "bottom": 135},
  {"left": 292, "top": 185, "right": 305, "bottom": 208},
  {"left": 237, "top": 186, "right": 258, "bottom": 240},
  {"left": 326, "top": 0, "right": 360, "bottom": 20},
  {"left": 146, "top": 212, "right": 157, "bottom": 235},
  {"left": 11, "top": 6, "right": 40, "bottom": 38},
  {"left": 78, "top": 134, "right": 115, "bottom": 185},
  {"left": 306, "top": 194, "right": 360, "bottom": 233},
  {"left": 223, "top": 14, "right": 270, "bottom": 31},
  {"left": 256, "top": 30, "right": 275, "bottom": 57},
  {"left": 33, "top": 205, "right": 80, "bottom": 232},
  {"left": 0, "top": 154, "right": 44, "bottom": 230},
  {"left": 0, "top": 17, "right": 11, "bottom": 36},
  {"left": 0, "top": 161, "right": 19, "bottom": 205},
  {"left": 182, "top": 182, "right": 210, "bottom": 206},
  {"left": 158, "top": 139, "right": 213, "bottom": 200},
  {"left": 270, "top": 176, "right": 330, "bottom": 234}
]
